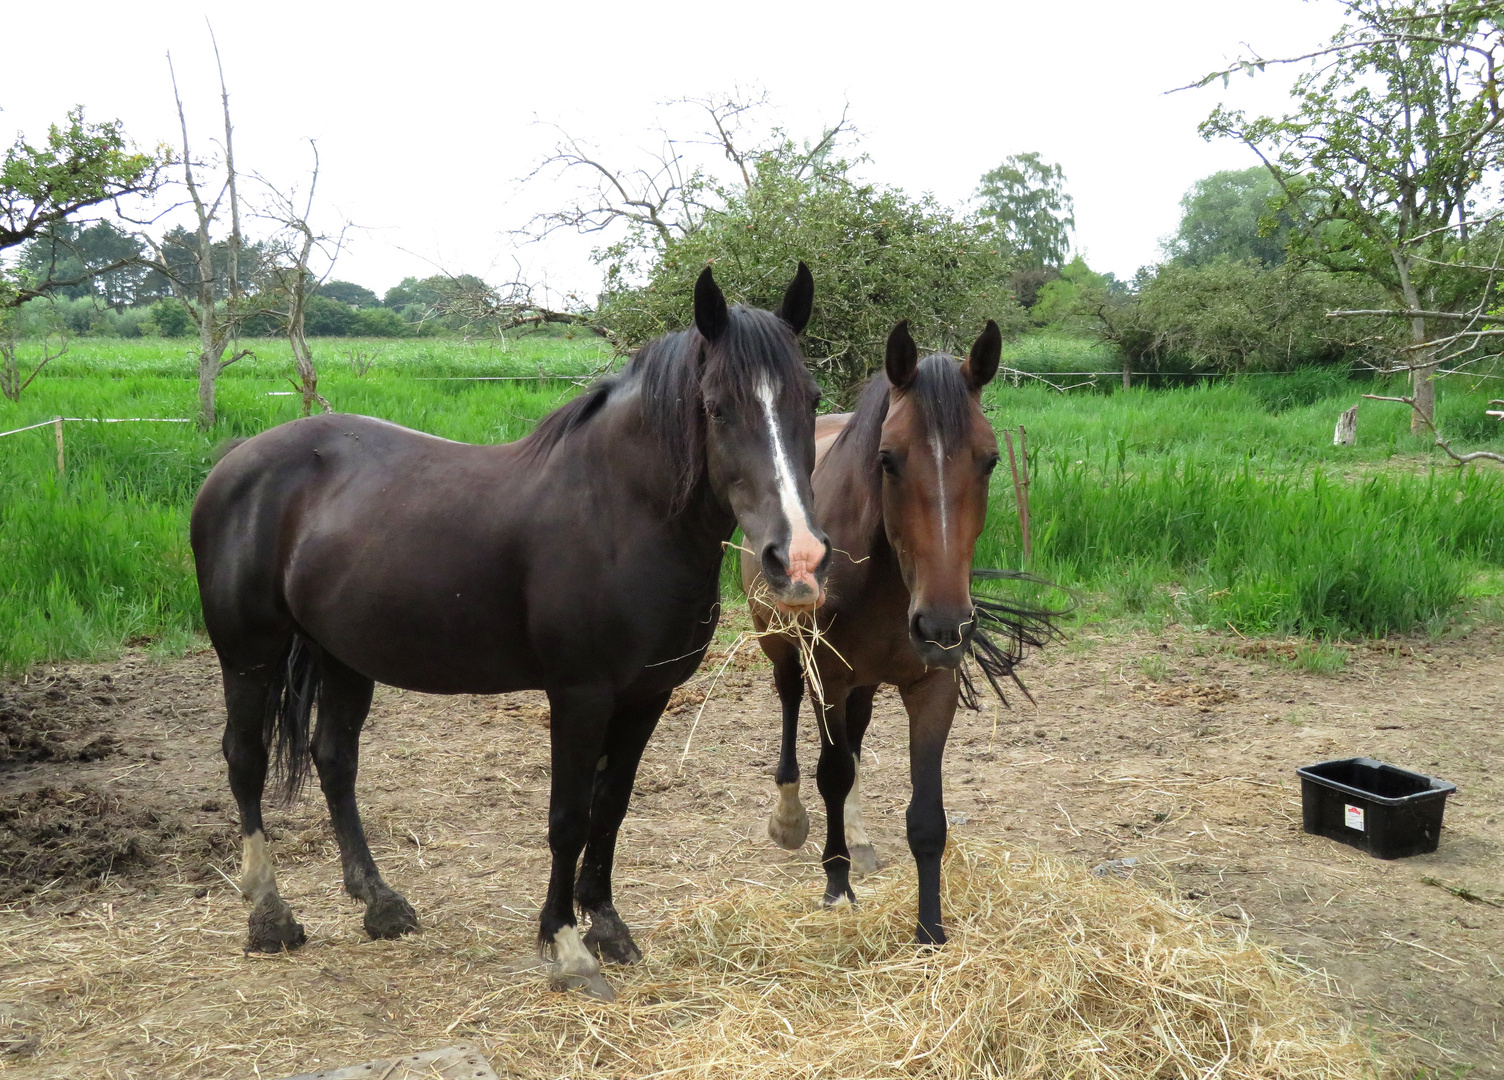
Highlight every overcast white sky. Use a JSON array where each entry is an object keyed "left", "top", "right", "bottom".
[{"left": 2, "top": 0, "right": 1344, "bottom": 300}]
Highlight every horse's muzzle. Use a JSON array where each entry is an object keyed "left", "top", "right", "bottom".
[{"left": 910, "top": 609, "right": 974, "bottom": 669}]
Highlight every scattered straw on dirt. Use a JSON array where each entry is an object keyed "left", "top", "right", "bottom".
[{"left": 0, "top": 841, "right": 1388, "bottom": 1079}]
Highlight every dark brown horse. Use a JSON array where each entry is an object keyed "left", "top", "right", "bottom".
[
  {"left": 192, "top": 265, "right": 829, "bottom": 999},
  {"left": 743, "top": 319, "right": 1056, "bottom": 944}
]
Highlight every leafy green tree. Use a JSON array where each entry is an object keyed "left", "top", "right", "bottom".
[
  {"left": 383, "top": 274, "right": 488, "bottom": 320},
  {"left": 595, "top": 149, "right": 1023, "bottom": 400},
  {"left": 316, "top": 279, "right": 380, "bottom": 307},
  {"left": 975, "top": 152, "right": 1075, "bottom": 268},
  {"left": 18, "top": 219, "right": 149, "bottom": 306},
  {"left": 1164, "top": 167, "right": 1291, "bottom": 266},
  {"left": 1093, "top": 259, "right": 1391, "bottom": 385},
  {"left": 1, "top": 107, "right": 163, "bottom": 310},
  {"left": 1199, "top": 0, "right": 1504, "bottom": 434}
]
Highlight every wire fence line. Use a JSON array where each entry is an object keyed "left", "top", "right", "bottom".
[{"left": 0, "top": 417, "right": 194, "bottom": 440}]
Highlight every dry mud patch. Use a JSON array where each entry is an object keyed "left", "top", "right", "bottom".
[{"left": 0, "top": 628, "right": 1499, "bottom": 1077}]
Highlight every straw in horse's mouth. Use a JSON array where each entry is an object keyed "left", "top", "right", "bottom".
[{"left": 676, "top": 550, "right": 849, "bottom": 772}]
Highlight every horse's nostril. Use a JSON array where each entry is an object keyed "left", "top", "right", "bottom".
[{"left": 761, "top": 542, "right": 788, "bottom": 581}]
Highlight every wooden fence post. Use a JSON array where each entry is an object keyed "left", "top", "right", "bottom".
[
  {"left": 54, "top": 417, "right": 65, "bottom": 475},
  {"left": 1019, "top": 426, "right": 1031, "bottom": 564}
]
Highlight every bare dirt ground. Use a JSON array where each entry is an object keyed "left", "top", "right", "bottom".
[{"left": 0, "top": 623, "right": 1500, "bottom": 1079}]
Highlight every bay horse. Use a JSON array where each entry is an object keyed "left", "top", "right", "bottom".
[
  {"left": 743, "top": 319, "right": 1059, "bottom": 945},
  {"left": 192, "top": 265, "right": 829, "bottom": 1000}
]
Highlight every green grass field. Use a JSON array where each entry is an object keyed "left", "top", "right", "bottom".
[{"left": 3, "top": 332, "right": 1502, "bottom": 672}]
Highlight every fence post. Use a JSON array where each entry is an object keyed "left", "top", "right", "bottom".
[
  {"left": 54, "top": 417, "right": 64, "bottom": 475},
  {"left": 1019, "top": 426, "right": 1031, "bottom": 564}
]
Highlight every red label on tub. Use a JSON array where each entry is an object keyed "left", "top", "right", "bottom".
[{"left": 1345, "top": 804, "right": 1365, "bottom": 831}]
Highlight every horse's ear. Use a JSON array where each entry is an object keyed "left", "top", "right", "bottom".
[
  {"left": 694, "top": 265, "right": 730, "bottom": 344},
  {"left": 962, "top": 319, "right": 1001, "bottom": 391},
  {"left": 885, "top": 320, "right": 918, "bottom": 389},
  {"left": 775, "top": 261, "right": 814, "bottom": 335}
]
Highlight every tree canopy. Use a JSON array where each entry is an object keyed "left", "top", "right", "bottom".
[
  {"left": 1199, "top": 0, "right": 1504, "bottom": 427},
  {"left": 1164, "top": 167, "right": 1291, "bottom": 266},
  {"left": 975, "top": 152, "right": 1075, "bottom": 268},
  {"left": 594, "top": 146, "right": 1023, "bottom": 399},
  {"left": 2, "top": 107, "right": 163, "bottom": 308}
]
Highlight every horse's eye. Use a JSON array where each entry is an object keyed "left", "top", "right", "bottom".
[
  {"left": 982, "top": 454, "right": 1000, "bottom": 474},
  {"left": 706, "top": 401, "right": 725, "bottom": 422},
  {"left": 879, "top": 450, "right": 899, "bottom": 477}
]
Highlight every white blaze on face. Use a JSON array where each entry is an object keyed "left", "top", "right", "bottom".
[
  {"left": 932, "top": 437, "right": 950, "bottom": 552},
  {"left": 755, "top": 376, "right": 823, "bottom": 598}
]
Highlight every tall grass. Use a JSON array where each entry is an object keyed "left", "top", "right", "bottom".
[{"left": 3, "top": 334, "right": 1502, "bottom": 672}]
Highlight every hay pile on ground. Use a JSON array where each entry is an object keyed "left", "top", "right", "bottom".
[
  {"left": 0, "top": 841, "right": 1387, "bottom": 1079},
  {"left": 511, "top": 843, "right": 1385, "bottom": 1079}
]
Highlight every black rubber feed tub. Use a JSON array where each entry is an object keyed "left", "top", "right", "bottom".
[{"left": 1297, "top": 757, "right": 1456, "bottom": 859}]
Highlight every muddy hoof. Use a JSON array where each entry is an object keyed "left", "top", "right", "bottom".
[
  {"left": 584, "top": 919, "right": 643, "bottom": 965},
  {"left": 767, "top": 804, "right": 810, "bottom": 850},
  {"left": 849, "top": 843, "right": 879, "bottom": 877},
  {"left": 247, "top": 899, "right": 306, "bottom": 953},
  {"left": 551, "top": 970, "right": 616, "bottom": 1002},
  {"left": 364, "top": 891, "right": 419, "bottom": 940}
]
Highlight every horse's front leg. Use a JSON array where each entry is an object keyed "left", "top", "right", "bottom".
[
  {"left": 812, "top": 681, "right": 857, "bottom": 906},
  {"left": 540, "top": 685, "right": 615, "bottom": 1000},
  {"left": 766, "top": 642, "right": 810, "bottom": 850},
  {"left": 574, "top": 690, "right": 671, "bottom": 965},
  {"left": 899, "top": 671, "right": 960, "bottom": 945}
]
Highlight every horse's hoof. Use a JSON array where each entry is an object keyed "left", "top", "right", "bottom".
[
  {"left": 848, "top": 843, "right": 879, "bottom": 877},
  {"left": 246, "top": 899, "right": 306, "bottom": 953},
  {"left": 915, "top": 922, "right": 948, "bottom": 947},
  {"left": 767, "top": 805, "right": 810, "bottom": 850},
  {"left": 551, "top": 969, "right": 617, "bottom": 1002},
  {"left": 821, "top": 890, "right": 855, "bottom": 909},
  {"left": 584, "top": 921, "right": 643, "bottom": 965},
  {"left": 364, "top": 890, "right": 419, "bottom": 940}
]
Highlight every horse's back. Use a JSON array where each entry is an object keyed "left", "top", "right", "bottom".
[{"left": 814, "top": 412, "right": 852, "bottom": 468}]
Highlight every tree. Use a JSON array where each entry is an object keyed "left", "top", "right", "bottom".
[
  {"left": 594, "top": 150, "right": 1022, "bottom": 399},
  {"left": 137, "top": 45, "right": 257, "bottom": 428},
  {"left": 259, "top": 144, "right": 343, "bottom": 417},
  {"left": 1092, "top": 259, "right": 1391, "bottom": 386},
  {"left": 975, "top": 152, "right": 1075, "bottom": 268},
  {"left": 316, "top": 279, "right": 380, "bottom": 307},
  {"left": 17, "top": 220, "right": 150, "bottom": 306},
  {"left": 1164, "top": 167, "right": 1292, "bottom": 266},
  {"left": 529, "top": 93, "right": 1021, "bottom": 399},
  {"left": 1, "top": 107, "right": 163, "bottom": 309},
  {"left": 1198, "top": 0, "right": 1504, "bottom": 436}
]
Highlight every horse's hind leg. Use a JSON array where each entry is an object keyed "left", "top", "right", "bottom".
[
  {"left": 575, "top": 690, "right": 670, "bottom": 965},
  {"left": 766, "top": 642, "right": 810, "bottom": 850},
  {"left": 222, "top": 663, "right": 306, "bottom": 953},
  {"left": 312, "top": 654, "right": 418, "bottom": 940},
  {"left": 843, "top": 685, "right": 879, "bottom": 877}
]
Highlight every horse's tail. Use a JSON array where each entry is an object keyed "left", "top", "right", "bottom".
[
  {"left": 264, "top": 633, "right": 320, "bottom": 803},
  {"left": 961, "top": 569, "right": 1075, "bottom": 711}
]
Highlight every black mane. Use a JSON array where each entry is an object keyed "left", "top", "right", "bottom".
[
  {"left": 836, "top": 352, "right": 975, "bottom": 476},
  {"left": 522, "top": 304, "right": 814, "bottom": 508}
]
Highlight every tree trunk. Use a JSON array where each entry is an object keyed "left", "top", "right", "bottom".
[
  {"left": 1122, "top": 355, "right": 1131, "bottom": 391},
  {"left": 196, "top": 319, "right": 219, "bottom": 429},
  {"left": 1411, "top": 358, "right": 1437, "bottom": 434},
  {"left": 1334, "top": 404, "right": 1359, "bottom": 446}
]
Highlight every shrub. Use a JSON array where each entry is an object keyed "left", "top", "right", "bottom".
[
  {"left": 145, "top": 298, "right": 193, "bottom": 337},
  {"left": 594, "top": 152, "right": 1026, "bottom": 401}
]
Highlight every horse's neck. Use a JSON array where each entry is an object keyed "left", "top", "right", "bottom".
[
  {"left": 815, "top": 417, "right": 889, "bottom": 578},
  {"left": 580, "top": 382, "right": 734, "bottom": 543}
]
